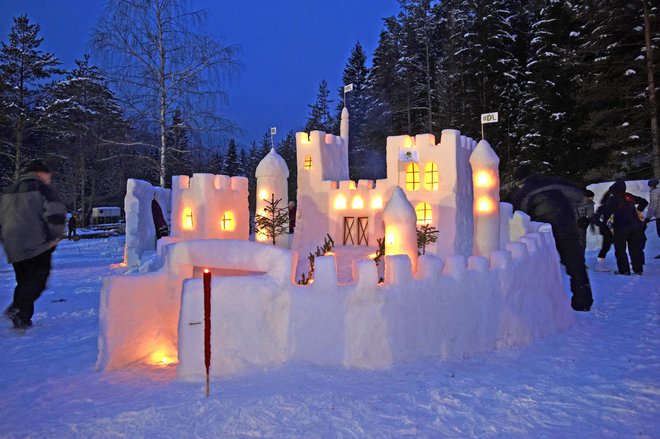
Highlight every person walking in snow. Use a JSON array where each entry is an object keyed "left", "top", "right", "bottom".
[
  {"left": 600, "top": 179, "right": 648, "bottom": 275},
  {"left": 510, "top": 174, "right": 594, "bottom": 312},
  {"left": 646, "top": 177, "right": 659, "bottom": 259},
  {"left": 592, "top": 190, "right": 614, "bottom": 272},
  {"left": 68, "top": 214, "right": 77, "bottom": 240},
  {"left": 0, "top": 160, "right": 66, "bottom": 329}
]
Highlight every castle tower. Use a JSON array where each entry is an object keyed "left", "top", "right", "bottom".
[
  {"left": 469, "top": 139, "right": 500, "bottom": 256},
  {"left": 383, "top": 187, "right": 418, "bottom": 272},
  {"left": 255, "top": 148, "right": 290, "bottom": 244},
  {"left": 340, "top": 106, "right": 349, "bottom": 150}
]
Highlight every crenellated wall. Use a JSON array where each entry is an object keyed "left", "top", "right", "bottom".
[
  {"left": 170, "top": 173, "right": 249, "bottom": 242},
  {"left": 98, "top": 209, "right": 574, "bottom": 380},
  {"left": 293, "top": 128, "right": 483, "bottom": 273}
]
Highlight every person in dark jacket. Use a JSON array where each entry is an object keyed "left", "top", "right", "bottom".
[
  {"left": 151, "top": 196, "right": 169, "bottom": 240},
  {"left": 510, "top": 174, "right": 594, "bottom": 312},
  {"left": 592, "top": 190, "right": 614, "bottom": 272},
  {"left": 0, "top": 160, "right": 66, "bottom": 329},
  {"left": 600, "top": 179, "right": 648, "bottom": 275},
  {"left": 68, "top": 214, "right": 77, "bottom": 240}
]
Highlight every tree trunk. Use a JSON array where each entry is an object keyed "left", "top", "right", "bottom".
[
  {"left": 642, "top": 0, "right": 659, "bottom": 176},
  {"left": 157, "top": 2, "right": 167, "bottom": 188}
]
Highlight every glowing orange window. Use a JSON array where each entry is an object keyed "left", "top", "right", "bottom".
[
  {"left": 220, "top": 211, "right": 234, "bottom": 230},
  {"left": 415, "top": 202, "right": 432, "bottom": 224},
  {"left": 406, "top": 163, "right": 420, "bottom": 191},
  {"left": 424, "top": 162, "right": 438, "bottom": 191},
  {"left": 304, "top": 155, "right": 313, "bottom": 170},
  {"left": 183, "top": 207, "right": 194, "bottom": 229}
]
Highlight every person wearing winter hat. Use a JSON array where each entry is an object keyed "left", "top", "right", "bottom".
[
  {"left": 600, "top": 179, "right": 648, "bottom": 275},
  {"left": 646, "top": 177, "right": 660, "bottom": 258},
  {"left": 0, "top": 159, "right": 66, "bottom": 329}
]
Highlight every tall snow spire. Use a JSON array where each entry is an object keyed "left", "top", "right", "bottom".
[{"left": 340, "top": 106, "right": 349, "bottom": 150}]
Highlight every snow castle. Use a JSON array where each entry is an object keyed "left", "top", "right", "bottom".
[{"left": 98, "top": 108, "right": 575, "bottom": 380}]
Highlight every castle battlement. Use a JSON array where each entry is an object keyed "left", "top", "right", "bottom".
[{"left": 170, "top": 173, "right": 249, "bottom": 241}]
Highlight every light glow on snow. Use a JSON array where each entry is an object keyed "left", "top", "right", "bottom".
[
  {"left": 371, "top": 196, "right": 383, "bottom": 209},
  {"left": 351, "top": 196, "right": 364, "bottom": 209},
  {"left": 334, "top": 195, "right": 347, "bottom": 210},
  {"left": 259, "top": 190, "right": 269, "bottom": 201}
]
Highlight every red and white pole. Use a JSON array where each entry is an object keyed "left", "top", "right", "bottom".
[{"left": 203, "top": 269, "right": 211, "bottom": 398}]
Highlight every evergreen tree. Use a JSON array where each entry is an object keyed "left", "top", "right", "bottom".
[
  {"left": 0, "top": 15, "right": 61, "bottom": 181},
  {"left": 239, "top": 148, "right": 248, "bottom": 177},
  {"left": 304, "top": 80, "right": 335, "bottom": 133},
  {"left": 336, "top": 42, "right": 371, "bottom": 179},
  {"left": 255, "top": 193, "right": 289, "bottom": 245},
  {"left": 45, "top": 55, "right": 126, "bottom": 224},
  {"left": 576, "top": 0, "right": 655, "bottom": 179},
  {"left": 165, "top": 108, "right": 193, "bottom": 185},
  {"left": 518, "top": 0, "right": 582, "bottom": 178},
  {"left": 222, "top": 138, "right": 241, "bottom": 176}
]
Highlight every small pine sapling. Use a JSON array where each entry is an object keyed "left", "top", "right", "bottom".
[
  {"left": 255, "top": 193, "right": 289, "bottom": 245},
  {"left": 373, "top": 237, "right": 385, "bottom": 283},
  {"left": 417, "top": 224, "right": 439, "bottom": 255},
  {"left": 298, "top": 234, "right": 334, "bottom": 285}
]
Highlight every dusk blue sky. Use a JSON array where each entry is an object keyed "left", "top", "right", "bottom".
[{"left": 0, "top": 0, "right": 400, "bottom": 148}]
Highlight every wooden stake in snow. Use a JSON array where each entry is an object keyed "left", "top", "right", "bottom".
[{"left": 203, "top": 269, "right": 212, "bottom": 398}]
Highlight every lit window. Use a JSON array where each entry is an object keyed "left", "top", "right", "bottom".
[
  {"left": 406, "top": 163, "right": 420, "bottom": 191},
  {"left": 259, "top": 190, "right": 269, "bottom": 201},
  {"left": 335, "top": 195, "right": 347, "bottom": 209},
  {"left": 304, "top": 155, "right": 313, "bottom": 170},
  {"left": 424, "top": 162, "right": 438, "bottom": 191},
  {"left": 415, "top": 202, "right": 432, "bottom": 224},
  {"left": 352, "top": 196, "right": 364, "bottom": 209},
  {"left": 477, "top": 197, "right": 493, "bottom": 213},
  {"left": 183, "top": 207, "right": 194, "bottom": 230},
  {"left": 371, "top": 196, "right": 383, "bottom": 209},
  {"left": 475, "top": 171, "right": 493, "bottom": 188},
  {"left": 220, "top": 211, "right": 234, "bottom": 231}
]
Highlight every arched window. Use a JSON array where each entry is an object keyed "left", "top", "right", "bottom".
[
  {"left": 406, "top": 163, "right": 420, "bottom": 191},
  {"left": 415, "top": 202, "right": 432, "bottom": 224},
  {"left": 424, "top": 162, "right": 438, "bottom": 191},
  {"left": 304, "top": 155, "right": 313, "bottom": 170},
  {"left": 220, "top": 211, "right": 234, "bottom": 230},
  {"left": 352, "top": 196, "right": 364, "bottom": 209}
]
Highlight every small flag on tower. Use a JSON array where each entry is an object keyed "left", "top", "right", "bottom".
[{"left": 344, "top": 83, "right": 354, "bottom": 93}]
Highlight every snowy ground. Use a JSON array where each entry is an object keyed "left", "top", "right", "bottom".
[{"left": 0, "top": 233, "right": 659, "bottom": 438}]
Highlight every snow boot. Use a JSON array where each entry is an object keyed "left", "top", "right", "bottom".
[{"left": 594, "top": 258, "right": 610, "bottom": 272}]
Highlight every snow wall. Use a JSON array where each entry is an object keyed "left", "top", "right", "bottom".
[
  {"left": 124, "top": 179, "right": 171, "bottom": 269},
  {"left": 586, "top": 179, "right": 652, "bottom": 251},
  {"left": 97, "top": 205, "right": 575, "bottom": 380}
]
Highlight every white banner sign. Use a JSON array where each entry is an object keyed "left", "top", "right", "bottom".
[
  {"left": 398, "top": 150, "right": 419, "bottom": 162},
  {"left": 481, "top": 112, "right": 499, "bottom": 124},
  {"left": 270, "top": 127, "right": 277, "bottom": 135},
  {"left": 344, "top": 83, "right": 354, "bottom": 93}
]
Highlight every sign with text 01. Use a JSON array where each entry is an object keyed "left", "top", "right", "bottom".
[{"left": 481, "top": 112, "right": 499, "bottom": 124}]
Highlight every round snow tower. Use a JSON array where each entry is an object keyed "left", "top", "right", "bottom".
[
  {"left": 255, "top": 148, "right": 290, "bottom": 244},
  {"left": 469, "top": 139, "right": 500, "bottom": 257},
  {"left": 383, "top": 187, "right": 418, "bottom": 272}
]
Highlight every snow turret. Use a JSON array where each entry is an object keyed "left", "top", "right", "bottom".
[
  {"left": 383, "top": 187, "right": 418, "bottom": 272},
  {"left": 469, "top": 139, "right": 500, "bottom": 257},
  {"left": 255, "top": 148, "right": 290, "bottom": 245},
  {"left": 340, "top": 106, "right": 349, "bottom": 150}
]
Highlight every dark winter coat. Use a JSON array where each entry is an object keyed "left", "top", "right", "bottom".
[
  {"left": 151, "top": 198, "right": 169, "bottom": 239},
  {"left": 0, "top": 173, "right": 66, "bottom": 263},
  {"left": 510, "top": 175, "right": 587, "bottom": 241},
  {"left": 68, "top": 215, "right": 77, "bottom": 231},
  {"left": 601, "top": 192, "right": 648, "bottom": 230}
]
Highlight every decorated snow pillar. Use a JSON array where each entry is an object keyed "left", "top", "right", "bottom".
[
  {"left": 469, "top": 139, "right": 500, "bottom": 257},
  {"left": 255, "top": 148, "right": 290, "bottom": 244},
  {"left": 382, "top": 187, "right": 418, "bottom": 272}
]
